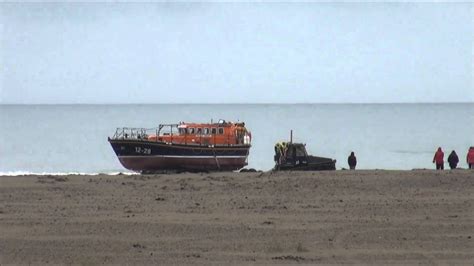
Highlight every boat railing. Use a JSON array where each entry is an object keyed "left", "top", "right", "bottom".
[
  {"left": 111, "top": 124, "right": 180, "bottom": 141},
  {"left": 111, "top": 127, "right": 158, "bottom": 141}
]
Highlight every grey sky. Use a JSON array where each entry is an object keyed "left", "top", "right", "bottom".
[{"left": 0, "top": 2, "right": 472, "bottom": 104}]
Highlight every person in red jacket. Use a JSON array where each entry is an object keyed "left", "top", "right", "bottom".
[
  {"left": 467, "top": 147, "right": 474, "bottom": 169},
  {"left": 432, "top": 147, "right": 444, "bottom": 170}
]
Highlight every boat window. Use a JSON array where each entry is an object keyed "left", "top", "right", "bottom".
[
  {"left": 196, "top": 128, "right": 202, "bottom": 135},
  {"left": 211, "top": 128, "right": 217, "bottom": 134},
  {"left": 179, "top": 128, "right": 185, "bottom": 135},
  {"left": 218, "top": 128, "right": 224, "bottom": 134},
  {"left": 188, "top": 128, "right": 195, "bottom": 134},
  {"left": 296, "top": 146, "right": 306, "bottom": 157},
  {"left": 203, "top": 128, "right": 209, "bottom": 135}
]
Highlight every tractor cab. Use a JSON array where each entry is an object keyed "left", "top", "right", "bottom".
[{"left": 274, "top": 141, "right": 336, "bottom": 171}]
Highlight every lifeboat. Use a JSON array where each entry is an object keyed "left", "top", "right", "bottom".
[{"left": 108, "top": 120, "right": 251, "bottom": 172}]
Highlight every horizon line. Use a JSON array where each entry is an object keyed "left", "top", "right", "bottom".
[{"left": 0, "top": 101, "right": 473, "bottom": 105}]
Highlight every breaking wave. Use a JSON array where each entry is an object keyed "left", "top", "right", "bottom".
[{"left": 0, "top": 171, "right": 138, "bottom": 176}]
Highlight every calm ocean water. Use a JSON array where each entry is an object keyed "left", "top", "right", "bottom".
[{"left": 0, "top": 104, "right": 473, "bottom": 174}]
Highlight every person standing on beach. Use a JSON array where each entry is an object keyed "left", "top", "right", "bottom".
[
  {"left": 447, "top": 150, "right": 459, "bottom": 169},
  {"left": 348, "top": 152, "right": 357, "bottom": 170},
  {"left": 433, "top": 147, "right": 444, "bottom": 170},
  {"left": 467, "top": 147, "right": 474, "bottom": 169}
]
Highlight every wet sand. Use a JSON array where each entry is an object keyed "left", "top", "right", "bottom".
[{"left": 1, "top": 170, "right": 473, "bottom": 264}]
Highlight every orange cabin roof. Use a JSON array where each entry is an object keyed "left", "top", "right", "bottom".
[{"left": 147, "top": 121, "right": 251, "bottom": 146}]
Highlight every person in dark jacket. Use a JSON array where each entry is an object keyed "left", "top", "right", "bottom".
[
  {"left": 348, "top": 152, "right": 357, "bottom": 170},
  {"left": 447, "top": 150, "right": 459, "bottom": 169},
  {"left": 433, "top": 147, "right": 444, "bottom": 170}
]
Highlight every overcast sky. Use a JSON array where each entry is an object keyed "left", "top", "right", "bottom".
[{"left": 0, "top": 2, "right": 472, "bottom": 104}]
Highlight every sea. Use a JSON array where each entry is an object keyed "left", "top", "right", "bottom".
[{"left": 0, "top": 104, "right": 473, "bottom": 175}]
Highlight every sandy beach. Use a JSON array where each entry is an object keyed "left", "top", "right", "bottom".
[{"left": 0, "top": 170, "right": 473, "bottom": 264}]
